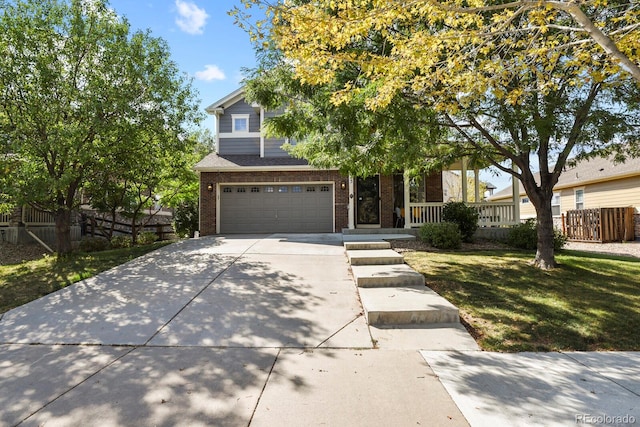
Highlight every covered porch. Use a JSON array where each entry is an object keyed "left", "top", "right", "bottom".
[{"left": 403, "top": 159, "right": 520, "bottom": 228}]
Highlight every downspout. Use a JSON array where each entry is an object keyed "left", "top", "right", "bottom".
[{"left": 260, "top": 107, "right": 265, "bottom": 158}]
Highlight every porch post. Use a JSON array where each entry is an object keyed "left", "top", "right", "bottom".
[
  {"left": 348, "top": 175, "right": 355, "bottom": 229},
  {"left": 474, "top": 168, "right": 480, "bottom": 202},
  {"left": 461, "top": 157, "right": 468, "bottom": 203},
  {"left": 512, "top": 162, "right": 520, "bottom": 223},
  {"left": 403, "top": 172, "right": 411, "bottom": 229}
]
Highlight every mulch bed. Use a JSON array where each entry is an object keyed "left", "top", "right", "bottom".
[{"left": 0, "top": 242, "right": 50, "bottom": 265}]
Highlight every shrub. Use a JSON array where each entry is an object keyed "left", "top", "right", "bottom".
[
  {"left": 110, "top": 235, "right": 133, "bottom": 249},
  {"left": 173, "top": 199, "right": 199, "bottom": 238},
  {"left": 507, "top": 219, "right": 567, "bottom": 251},
  {"left": 79, "top": 236, "right": 111, "bottom": 252},
  {"left": 441, "top": 201, "right": 479, "bottom": 242},
  {"left": 137, "top": 231, "right": 159, "bottom": 245},
  {"left": 419, "top": 222, "right": 462, "bottom": 249}
]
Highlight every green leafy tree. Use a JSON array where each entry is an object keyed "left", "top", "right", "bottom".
[
  {"left": 235, "top": 0, "right": 640, "bottom": 269},
  {"left": 0, "top": 0, "right": 202, "bottom": 254},
  {"left": 162, "top": 129, "right": 213, "bottom": 238}
]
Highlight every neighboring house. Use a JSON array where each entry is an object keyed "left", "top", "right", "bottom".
[
  {"left": 195, "top": 87, "right": 519, "bottom": 235},
  {"left": 490, "top": 155, "right": 640, "bottom": 238},
  {"left": 0, "top": 205, "right": 77, "bottom": 245}
]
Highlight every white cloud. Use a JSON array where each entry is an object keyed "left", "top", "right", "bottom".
[
  {"left": 175, "top": 1, "right": 208, "bottom": 35},
  {"left": 195, "top": 65, "right": 226, "bottom": 82}
]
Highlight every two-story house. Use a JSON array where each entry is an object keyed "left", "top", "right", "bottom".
[{"left": 195, "top": 87, "right": 519, "bottom": 235}]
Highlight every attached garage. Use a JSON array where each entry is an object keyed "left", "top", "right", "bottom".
[{"left": 219, "top": 183, "right": 334, "bottom": 233}]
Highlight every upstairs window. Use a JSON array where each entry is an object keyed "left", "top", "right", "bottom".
[{"left": 232, "top": 114, "right": 250, "bottom": 133}]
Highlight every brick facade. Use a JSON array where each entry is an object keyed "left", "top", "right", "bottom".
[
  {"left": 199, "top": 170, "right": 441, "bottom": 235},
  {"left": 200, "top": 170, "right": 351, "bottom": 235}
]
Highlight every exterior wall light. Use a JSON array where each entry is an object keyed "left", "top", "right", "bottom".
[
  {"left": 340, "top": 181, "right": 347, "bottom": 190},
  {"left": 207, "top": 183, "right": 214, "bottom": 192}
]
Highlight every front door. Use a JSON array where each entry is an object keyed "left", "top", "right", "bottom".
[{"left": 356, "top": 176, "right": 380, "bottom": 226}]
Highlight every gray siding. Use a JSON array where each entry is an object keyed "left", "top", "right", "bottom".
[
  {"left": 218, "top": 99, "right": 260, "bottom": 133},
  {"left": 264, "top": 137, "right": 290, "bottom": 157},
  {"left": 219, "top": 138, "right": 260, "bottom": 155},
  {"left": 263, "top": 109, "right": 295, "bottom": 157}
]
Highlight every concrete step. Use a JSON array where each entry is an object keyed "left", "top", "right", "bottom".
[
  {"left": 344, "top": 241, "right": 391, "bottom": 251},
  {"left": 359, "top": 286, "right": 460, "bottom": 325},
  {"left": 351, "top": 264, "right": 424, "bottom": 288},
  {"left": 346, "top": 249, "right": 404, "bottom": 266}
]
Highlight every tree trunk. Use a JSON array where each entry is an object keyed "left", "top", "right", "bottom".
[
  {"left": 54, "top": 209, "right": 73, "bottom": 256},
  {"left": 534, "top": 201, "right": 557, "bottom": 270}
]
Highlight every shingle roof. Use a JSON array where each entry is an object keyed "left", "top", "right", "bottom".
[
  {"left": 491, "top": 155, "right": 640, "bottom": 199},
  {"left": 194, "top": 153, "right": 314, "bottom": 171}
]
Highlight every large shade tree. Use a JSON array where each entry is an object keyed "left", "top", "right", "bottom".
[
  {"left": 235, "top": 0, "right": 640, "bottom": 269},
  {"left": 0, "top": 0, "right": 201, "bottom": 254}
]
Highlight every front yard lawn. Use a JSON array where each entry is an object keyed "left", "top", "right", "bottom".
[
  {"left": 0, "top": 242, "right": 170, "bottom": 315},
  {"left": 403, "top": 249, "right": 640, "bottom": 352}
]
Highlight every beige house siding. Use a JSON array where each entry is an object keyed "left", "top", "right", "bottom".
[
  {"left": 581, "top": 176, "right": 640, "bottom": 209},
  {"left": 496, "top": 176, "right": 640, "bottom": 214},
  {"left": 518, "top": 196, "right": 537, "bottom": 218}
]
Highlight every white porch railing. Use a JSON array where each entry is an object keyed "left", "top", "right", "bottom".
[
  {"left": 407, "top": 202, "right": 517, "bottom": 228},
  {"left": 22, "top": 207, "right": 55, "bottom": 225},
  {"left": 0, "top": 212, "right": 10, "bottom": 226}
]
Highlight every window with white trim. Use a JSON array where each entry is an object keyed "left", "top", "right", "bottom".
[
  {"left": 551, "top": 192, "right": 561, "bottom": 216},
  {"left": 575, "top": 189, "right": 584, "bottom": 210},
  {"left": 232, "top": 114, "right": 250, "bottom": 133}
]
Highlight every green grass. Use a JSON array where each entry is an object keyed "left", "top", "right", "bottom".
[
  {"left": 0, "top": 242, "right": 171, "bottom": 314},
  {"left": 403, "top": 249, "right": 640, "bottom": 352}
]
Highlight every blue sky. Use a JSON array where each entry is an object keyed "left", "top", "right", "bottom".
[
  {"left": 107, "top": 0, "right": 512, "bottom": 191},
  {"left": 108, "top": 0, "right": 258, "bottom": 123}
]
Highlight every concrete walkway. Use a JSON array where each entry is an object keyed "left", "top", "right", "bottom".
[{"left": 0, "top": 234, "right": 638, "bottom": 426}]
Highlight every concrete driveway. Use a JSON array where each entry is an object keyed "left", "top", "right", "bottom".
[
  {"left": 1, "top": 234, "right": 638, "bottom": 427},
  {"left": 0, "top": 234, "right": 466, "bottom": 426}
]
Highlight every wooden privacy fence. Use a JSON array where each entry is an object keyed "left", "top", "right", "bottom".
[
  {"left": 563, "top": 207, "right": 636, "bottom": 242},
  {"left": 86, "top": 216, "right": 174, "bottom": 241}
]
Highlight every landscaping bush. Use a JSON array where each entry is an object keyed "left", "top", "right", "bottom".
[
  {"left": 419, "top": 222, "right": 462, "bottom": 249},
  {"left": 507, "top": 218, "right": 567, "bottom": 251},
  {"left": 79, "top": 236, "right": 111, "bottom": 252},
  {"left": 110, "top": 235, "right": 133, "bottom": 249},
  {"left": 441, "top": 201, "right": 479, "bottom": 242},
  {"left": 137, "top": 231, "right": 159, "bottom": 245},
  {"left": 173, "top": 199, "right": 199, "bottom": 238}
]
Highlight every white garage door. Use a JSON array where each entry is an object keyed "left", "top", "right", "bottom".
[{"left": 219, "top": 184, "right": 334, "bottom": 233}]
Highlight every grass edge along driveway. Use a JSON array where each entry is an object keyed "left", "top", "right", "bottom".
[
  {"left": 404, "top": 249, "right": 640, "bottom": 352},
  {"left": 0, "top": 242, "right": 170, "bottom": 315}
]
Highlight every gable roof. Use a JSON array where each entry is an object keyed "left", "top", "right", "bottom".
[
  {"left": 491, "top": 155, "right": 640, "bottom": 199},
  {"left": 204, "top": 86, "right": 246, "bottom": 114}
]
